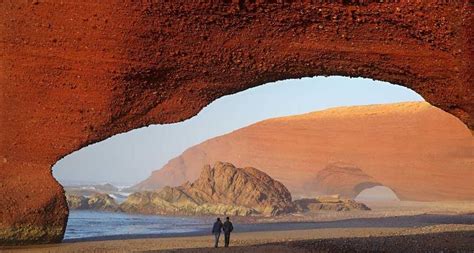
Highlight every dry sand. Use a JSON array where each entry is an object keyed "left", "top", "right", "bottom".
[{"left": 2, "top": 201, "right": 473, "bottom": 253}]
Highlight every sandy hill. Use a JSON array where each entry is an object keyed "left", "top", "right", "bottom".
[{"left": 134, "top": 102, "right": 473, "bottom": 201}]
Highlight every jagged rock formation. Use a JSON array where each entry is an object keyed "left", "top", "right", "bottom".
[
  {"left": 1, "top": 0, "right": 472, "bottom": 245},
  {"left": 294, "top": 195, "right": 370, "bottom": 212},
  {"left": 135, "top": 102, "right": 473, "bottom": 201},
  {"left": 87, "top": 194, "right": 120, "bottom": 212},
  {"left": 66, "top": 195, "right": 89, "bottom": 210},
  {"left": 120, "top": 190, "right": 255, "bottom": 217},
  {"left": 66, "top": 193, "right": 119, "bottom": 212},
  {"left": 121, "top": 162, "right": 294, "bottom": 216}
]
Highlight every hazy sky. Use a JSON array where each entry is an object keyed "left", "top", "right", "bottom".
[{"left": 53, "top": 76, "right": 423, "bottom": 186}]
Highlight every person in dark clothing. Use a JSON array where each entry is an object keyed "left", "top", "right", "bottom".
[
  {"left": 211, "top": 218, "right": 223, "bottom": 248},
  {"left": 223, "top": 216, "right": 234, "bottom": 247}
]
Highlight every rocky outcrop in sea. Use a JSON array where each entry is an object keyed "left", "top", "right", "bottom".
[
  {"left": 120, "top": 162, "right": 294, "bottom": 216},
  {"left": 66, "top": 193, "right": 119, "bottom": 212},
  {"left": 66, "top": 163, "right": 370, "bottom": 216}
]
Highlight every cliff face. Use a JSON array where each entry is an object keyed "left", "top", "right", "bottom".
[
  {"left": 121, "top": 162, "right": 294, "bottom": 216},
  {"left": 135, "top": 102, "right": 474, "bottom": 201},
  {"left": 1, "top": 0, "right": 473, "bottom": 245}
]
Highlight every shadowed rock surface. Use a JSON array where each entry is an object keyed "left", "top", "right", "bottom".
[
  {"left": 66, "top": 194, "right": 119, "bottom": 212},
  {"left": 121, "top": 162, "right": 293, "bottom": 216},
  {"left": 66, "top": 195, "right": 89, "bottom": 210},
  {"left": 134, "top": 102, "right": 473, "bottom": 201},
  {"left": 294, "top": 196, "right": 371, "bottom": 212}
]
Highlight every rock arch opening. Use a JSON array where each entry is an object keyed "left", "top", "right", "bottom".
[
  {"left": 355, "top": 186, "right": 400, "bottom": 202},
  {"left": 2, "top": 1, "right": 473, "bottom": 245},
  {"left": 311, "top": 163, "right": 383, "bottom": 199},
  {"left": 48, "top": 76, "right": 473, "bottom": 242},
  {"left": 53, "top": 76, "right": 424, "bottom": 187}
]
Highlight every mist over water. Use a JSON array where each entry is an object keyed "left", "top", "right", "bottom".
[{"left": 355, "top": 186, "right": 400, "bottom": 202}]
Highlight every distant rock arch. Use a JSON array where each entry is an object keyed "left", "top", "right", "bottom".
[{"left": 313, "top": 163, "right": 382, "bottom": 199}]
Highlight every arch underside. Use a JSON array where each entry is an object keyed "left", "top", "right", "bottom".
[{"left": 1, "top": 0, "right": 472, "bottom": 245}]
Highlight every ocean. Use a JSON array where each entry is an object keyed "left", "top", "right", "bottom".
[
  {"left": 64, "top": 210, "right": 210, "bottom": 240},
  {"left": 63, "top": 209, "right": 468, "bottom": 242}
]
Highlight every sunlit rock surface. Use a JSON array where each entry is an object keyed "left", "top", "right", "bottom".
[
  {"left": 122, "top": 162, "right": 294, "bottom": 216},
  {"left": 135, "top": 102, "right": 474, "bottom": 201}
]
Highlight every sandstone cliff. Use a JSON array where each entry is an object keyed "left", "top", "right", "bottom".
[
  {"left": 121, "top": 162, "right": 294, "bottom": 216},
  {"left": 134, "top": 102, "right": 474, "bottom": 201}
]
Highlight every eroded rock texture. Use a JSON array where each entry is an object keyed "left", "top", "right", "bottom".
[
  {"left": 1, "top": 0, "right": 473, "bottom": 244},
  {"left": 293, "top": 196, "right": 371, "bottom": 212},
  {"left": 121, "top": 162, "right": 293, "bottom": 216},
  {"left": 66, "top": 193, "right": 119, "bottom": 212}
]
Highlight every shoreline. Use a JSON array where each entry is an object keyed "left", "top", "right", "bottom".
[
  {"left": 3, "top": 225, "right": 473, "bottom": 253},
  {"left": 60, "top": 212, "right": 473, "bottom": 243},
  {"left": 61, "top": 200, "right": 474, "bottom": 242},
  {"left": 2, "top": 212, "right": 473, "bottom": 253},
  {"left": 2, "top": 201, "right": 473, "bottom": 252}
]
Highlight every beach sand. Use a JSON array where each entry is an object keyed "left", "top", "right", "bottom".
[
  {"left": 2, "top": 201, "right": 473, "bottom": 253},
  {"left": 3, "top": 225, "right": 473, "bottom": 253}
]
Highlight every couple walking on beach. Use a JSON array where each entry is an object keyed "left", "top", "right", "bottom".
[{"left": 212, "top": 217, "right": 234, "bottom": 248}]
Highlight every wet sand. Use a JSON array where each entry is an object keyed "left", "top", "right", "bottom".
[
  {"left": 2, "top": 201, "right": 473, "bottom": 253},
  {"left": 2, "top": 224, "right": 473, "bottom": 253}
]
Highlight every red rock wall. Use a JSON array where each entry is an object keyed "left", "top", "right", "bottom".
[
  {"left": 135, "top": 102, "right": 474, "bottom": 201},
  {"left": 1, "top": 0, "right": 473, "bottom": 244}
]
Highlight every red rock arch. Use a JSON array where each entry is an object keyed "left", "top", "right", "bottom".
[
  {"left": 314, "top": 163, "right": 383, "bottom": 199},
  {"left": 1, "top": 0, "right": 472, "bottom": 244}
]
